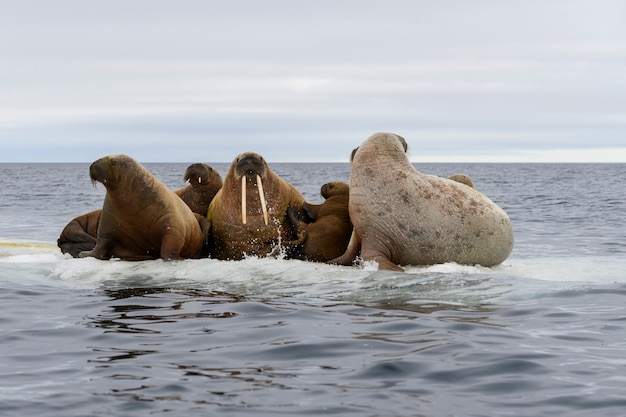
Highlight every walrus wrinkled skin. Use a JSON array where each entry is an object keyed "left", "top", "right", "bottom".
[
  {"left": 329, "top": 132, "right": 514, "bottom": 271},
  {"left": 175, "top": 163, "right": 223, "bottom": 215},
  {"left": 287, "top": 181, "right": 352, "bottom": 262},
  {"left": 207, "top": 151, "right": 306, "bottom": 260},
  {"left": 57, "top": 209, "right": 102, "bottom": 257},
  {"left": 79, "top": 154, "right": 204, "bottom": 261}
]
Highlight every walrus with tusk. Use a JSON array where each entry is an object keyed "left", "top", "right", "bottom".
[
  {"left": 207, "top": 151, "right": 307, "bottom": 260},
  {"left": 175, "top": 163, "right": 223, "bottom": 216}
]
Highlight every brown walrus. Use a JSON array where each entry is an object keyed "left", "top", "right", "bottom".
[
  {"left": 79, "top": 154, "right": 204, "bottom": 261},
  {"left": 287, "top": 181, "right": 353, "bottom": 262},
  {"left": 57, "top": 209, "right": 102, "bottom": 257},
  {"left": 175, "top": 163, "right": 223, "bottom": 215},
  {"left": 329, "top": 132, "right": 514, "bottom": 271},
  {"left": 207, "top": 151, "right": 306, "bottom": 260},
  {"left": 57, "top": 163, "right": 215, "bottom": 258}
]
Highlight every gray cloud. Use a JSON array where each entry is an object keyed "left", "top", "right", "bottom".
[{"left": 1, "top": 0, "right": 625, "bottom": 162}]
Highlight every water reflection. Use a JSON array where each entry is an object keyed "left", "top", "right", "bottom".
[
  {"left": 81, "top": 284, "right": 518, "bottom": 415},
  {"left": 88, "top": 288, "right": 246, "bottom": 335}
]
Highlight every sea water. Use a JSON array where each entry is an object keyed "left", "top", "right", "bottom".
[{"left": 0, "top": 162, "right": 625, "bottom": 417}]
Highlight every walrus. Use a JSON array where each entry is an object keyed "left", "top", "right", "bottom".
[
  {"left": 447, "top": 173, "right": 475, "bottom": 188},
  {"left": 57, "top": 209, "right": 102, "bottom": 257},
  {"left": 329, "top": 132, "right": 514, "bottom": 271},
  {"left": 287, "top": 181, "right": 353, "bottom": 262},
  {"left": 207, "top": 151, "right": 307, "bottom": 260},
  {"left": 175, "top": 163, "right": 223, "bottom": 215},
  {"left": 57, "top": 163, "right": 215, "bottom": 258},
  {"left": 79, "top": 154, "right": 204, "bottom": 261}
]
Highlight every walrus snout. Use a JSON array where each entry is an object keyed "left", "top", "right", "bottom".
[
  {"left": 184, "top": 163, "right": 212, "bottom": 185},
  {"left": 89, "top": 158, "right": 111, "bottom": 185},
  {"left": 89, "top": 154, "right": 131, "bottom": 186},
  {"left": 235, "top": 152, "right": 266, "bottom": 180},
  {"left": 234, "top": 152, "right": 269, "bottom": 226}
]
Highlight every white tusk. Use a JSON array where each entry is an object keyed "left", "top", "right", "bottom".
[
  {"left": 257, "top": 174, "right": 269, "bottom": 226},
  {"left": 241, "top": 175, "right": 246, "bottom": 224},
  {"left": 198, "top": 177, "right": 202, "bottom": 184}
]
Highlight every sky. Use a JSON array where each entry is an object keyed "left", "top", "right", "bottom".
[{"left": 1, "top": 0, "right": 625, "bottom": 163}]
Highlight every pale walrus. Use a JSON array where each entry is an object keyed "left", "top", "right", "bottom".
[
  {"left": 57, "top": 209, "right": 102, "bottom": 257},
  {"left": 207, "top": 151, "right": 306, "bottom": 260},
  {"left": 447, "top": 173, "right": 475, "bottom": 188},
  {"left": 287, "top": 181, "right": 353, "bottom": 262},
  {"left": 175, "top": 163, "right": 223, "bottom": 215},
  {"left": 79, "top": 154, "right": 204, "bottom": 261},
  {"left": 329, "top": 132, "right": 514, "bottom": 271}
]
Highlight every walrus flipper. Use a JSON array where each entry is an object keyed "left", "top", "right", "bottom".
[
  {"left": 59, "top": 240, "right": 97, "bottom": 258},
  {"left": 78, "top": 238, "right": 114, "bottom": 260},
  {"left": 368, "top": 254, "right": 405, "bottom": 272},
  {"left": 301, "top": 201, "right": 321, "bottom": 221},
  {"left": 160, "top": 232, "right": 187, "bottom": 261}
]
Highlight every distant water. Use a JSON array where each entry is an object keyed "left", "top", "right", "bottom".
[{"left": 1, "top": 162, "right": 625, "bottom": 417}]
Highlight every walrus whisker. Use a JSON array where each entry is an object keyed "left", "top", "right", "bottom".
[
  {"left": 241, "top": 175, "right": 247, "bottom": 224},
  {"left": 257, "top": 174, "right": 269, "bottom": 226}
]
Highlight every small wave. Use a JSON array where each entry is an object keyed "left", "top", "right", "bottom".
[{"left": 1, "top": 240, "right": 625, "bottom": 309}]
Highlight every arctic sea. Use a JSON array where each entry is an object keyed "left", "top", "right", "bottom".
[{"left": 1, "top": 162, "right": 625, "bottom": 417}]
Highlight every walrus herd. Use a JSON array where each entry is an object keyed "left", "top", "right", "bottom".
[{"left": 58, "top": 132, "right": 514, "bottom": 270}]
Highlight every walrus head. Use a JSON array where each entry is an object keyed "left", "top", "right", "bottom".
[
  {"left": 233, "top": 152, "right": 269, "bottom": 226},
  {"left": 183, "top": 163, "right": 222, "bottom": 188},
  {"left": 89, "top": 154, "right": 133, "bottom": 188},
  {"left": 321, "top": 181, "right": 349, "bottom": 199},
  {"left": 350, "top": 133, "right": 408, "bottom": 162}
]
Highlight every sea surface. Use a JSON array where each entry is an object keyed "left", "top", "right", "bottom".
[{"left": 1, "top": 162, "right": 625, "bottom": 417}]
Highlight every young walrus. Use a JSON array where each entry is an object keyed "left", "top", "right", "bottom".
[{"left": 287, "top": 181, "right": 352, "bottom": 262}]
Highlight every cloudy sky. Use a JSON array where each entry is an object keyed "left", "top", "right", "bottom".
[{"left": 1, "top": 0, "right": 625, "bottom": 163}]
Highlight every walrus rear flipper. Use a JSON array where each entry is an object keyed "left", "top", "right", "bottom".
[
  {"left": 58, "top": 240, "right": 97, "bottom": 258},
  {"left": 57, "top": 209, "right": 102, "bottom": 257},
  {"left": 327, "top": 229, "right": 361, "bottom": 266}
]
